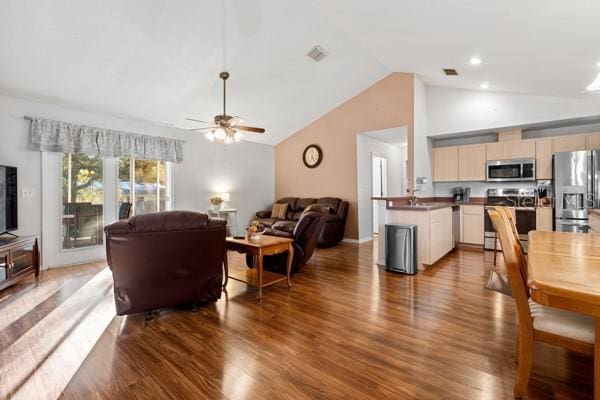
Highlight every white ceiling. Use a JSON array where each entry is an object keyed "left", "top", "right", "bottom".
[{"left": 1, "top": 0, "right": 600, "bottom": 145}]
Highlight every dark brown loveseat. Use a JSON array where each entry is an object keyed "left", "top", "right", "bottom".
[
  {"left": 255, "top": 197, "right": 348, "bottom": 248},
  {"left": 105, "top": 211, "right": 226, "bottom": 315}
]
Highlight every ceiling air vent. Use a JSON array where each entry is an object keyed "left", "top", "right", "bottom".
[
  {"left": 443, "top": 68, "right": 459, "bottom": 76},
  {"left": 307, "top": 45, "right": 327, "bottom": 62}
]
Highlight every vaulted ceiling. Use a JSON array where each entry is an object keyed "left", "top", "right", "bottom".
[{"left": 1, "top": 0, "right": 599, "bottom": 145}]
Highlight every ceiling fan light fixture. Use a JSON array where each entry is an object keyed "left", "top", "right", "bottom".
[
  {"left": 204, "top": 131, "right": 215, "bottom": 141},
  {"left": 233, "top": 131, "right": 242, "bottom": 142},
  {"left": 214, "top": 127, "right": 227, "bottom": 140},
  {"left": 223, "top": 135, "right": 234, "bottom": 144},
  {"left": 586, "top": 72, "right": 600, "bottom": 91}
]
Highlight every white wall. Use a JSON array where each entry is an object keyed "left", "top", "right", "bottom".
[
  {"left": 356, "top": 131, "right": 407, "bottom": 241},
  {"left": 427, "top": 86, "right": 600, "bottom": 136},
  {"left": 413, "top": 75, "right": 433, "bottom": 195},
  {"left": 0, "top": 93, "right": 274, "bottom": 265}
]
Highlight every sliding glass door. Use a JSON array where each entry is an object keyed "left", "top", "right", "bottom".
[
  {"left": 61, "top": 153, "right": 104, "bottom": 250},
  {"left": 42, "top": 153, "right": 115, "bottom": 268},
  {"left": 42, "top": 154, "right": 171, "bottom": 268},
  {"left": 118, "top": 158, "right": 170, "bottom": 216}
]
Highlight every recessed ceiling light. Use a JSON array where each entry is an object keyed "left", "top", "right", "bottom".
[
  {"left": 480, "top": 82, "right": 490, "bottom": 89},
  {"left": 469, "top": 57, "right": 482, "bottom": 65}
]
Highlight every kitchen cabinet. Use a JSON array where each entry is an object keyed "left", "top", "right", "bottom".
[
  {"left": 458, "top": 144, "right": 486, "bottom": 181},
  {"left": 384, "top": 207, "right": 453, "bottom": 269},
  {"left": 553, "top": 135, "right": 586, "bottom": 153},
  {"left": 460, "top": 205, "right": 484, "bottom": 245},
  {"left": 535, "top": 138, "right": 553, "bottom": 180},
  {"left": 536, "top": 207, "right": 553, "bottom": 231},
  {"left": 485, "top": 142, "right": 504, "bottom": 161},
  {"left": 486, "top": 140, "right": 535, "bottom": 161},
  {"left": 586, "top": 133, "right": 600, "bottom": 150},
  {"left": 505, "top": 140, "right": 535, "bottom": 159},
  {"left": 430, "top": 208, "right": 453, "bottom": 263},
  {"left": 432, "top": 147, "right": 459, "bottom": 182}
]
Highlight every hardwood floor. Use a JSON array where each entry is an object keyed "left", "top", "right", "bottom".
[{"left": 0, "top": 241, "right": 594, "bottom": 399}]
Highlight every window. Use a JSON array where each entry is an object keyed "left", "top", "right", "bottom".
[
  {"left": 118, "top": 158, "right": 170, "bottom": 216},
  {"left": 61, "top": 153, "right": 104, "bottom": 249}
]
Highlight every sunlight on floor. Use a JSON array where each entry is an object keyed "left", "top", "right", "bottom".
[{"left": 0, "top": 267, "right": 115, "bottom": 400}]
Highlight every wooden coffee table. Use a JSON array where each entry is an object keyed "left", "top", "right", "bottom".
[{"left": 223, "top": 235, "right": 294, "bottom": 300}]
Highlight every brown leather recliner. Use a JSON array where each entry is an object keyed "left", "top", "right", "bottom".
[
  {"left": 104, "top": 211, "right": 226, "bottom": 316},
  {"left": 315, "top": 197, "right": 349, "bottom": 248},
  {"left": 255, "top": 197, "right": 348, "bottom": 248},
  {"left": 247, "top": 204, "right": 328, "bottom": 273}
]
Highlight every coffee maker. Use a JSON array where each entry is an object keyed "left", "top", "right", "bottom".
[{"left": 452, "top": 187, "right": 471, "bottom": 203}]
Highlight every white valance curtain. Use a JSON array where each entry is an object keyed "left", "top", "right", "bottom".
[{"left": 28, "top": 117, "right": 184, "bottom": 163}]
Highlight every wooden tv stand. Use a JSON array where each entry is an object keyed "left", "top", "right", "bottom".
[{"left": 0, "top": 236, "right": 40, "bottom": 292}]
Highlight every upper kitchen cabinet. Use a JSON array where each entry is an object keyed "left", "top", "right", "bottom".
[
  {"left": 553, "top": 134, "right": 586, "bottom": 153},
  {"left": 535, "top": 138, "right": 553, "bottom": 180},
  {"left": 504, "top": 140, "right": 535, "bottom": 159},
  {"left": 486, "top": 140, "right": 535, "bottom": 160},
  {"left": 458, "top": 144, "right": 486, "bottom": 181},
  {"left": 485, "top": 142, "right": 504, "bottom": 161},
  {"left": 432, "top": 147, "right": 459, "bottom": 182},
  {"left": 586, "top": 133, "right": 600, "bottom": 150}
]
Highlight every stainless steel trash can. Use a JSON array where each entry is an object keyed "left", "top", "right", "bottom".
[{"left": 385, "top": 224, "right": 418, "bottom": 274}]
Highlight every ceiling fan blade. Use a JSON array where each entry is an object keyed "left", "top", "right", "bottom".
[
  {"left": 236, "top": 125, "right": 265, "bottom": 133},
  {"left": 185, "top": 118, "right": 212, "bottom": 124},
  {"left": 189, "top": 126, "right": 216, "bottom": 131}
]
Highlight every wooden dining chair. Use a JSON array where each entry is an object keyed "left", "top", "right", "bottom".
[
  {"left": 492, "top": 206, "right": 521, "bottom": 265},
  {"left": 488, "top": 209, "right": 595, "bottom": 398}
]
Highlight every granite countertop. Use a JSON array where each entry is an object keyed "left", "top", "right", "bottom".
[
  {"left": 387, "top": 203, "right": 456, "bottom": 211},
  {"left": 372, "top": 196, "right": 486, "bottom": 211}
]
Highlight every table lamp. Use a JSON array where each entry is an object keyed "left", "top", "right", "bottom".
[{"left": 220, "top": 192, "right": 230, "bottom": 208}]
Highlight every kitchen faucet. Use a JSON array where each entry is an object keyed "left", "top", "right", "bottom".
[{"left": 409, "top": 187, "right": 420, "bottom": 205}]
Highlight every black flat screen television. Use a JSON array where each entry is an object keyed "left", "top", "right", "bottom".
[{"left": 0, "top": 166, "right": 17, "bottom": 233}]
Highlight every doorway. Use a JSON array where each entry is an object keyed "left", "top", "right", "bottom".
[
  {"left": 372, "top": 154, "right": 388, "bottom": 234},
  {"left": 356, "top": 126, "right": 407, "bottom": 242}
]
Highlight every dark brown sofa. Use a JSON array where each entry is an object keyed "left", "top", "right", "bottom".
[
  {"left": 248, "top": 204, "right": 328, "bottom": 273},
  {"left": 104, "top": 211, "right": 226, "bottom": 316},
  {"left": 255, "top": 197, "right": 348, "bottom": 248}
]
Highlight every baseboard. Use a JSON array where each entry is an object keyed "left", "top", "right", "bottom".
[
  {"left": 456, "top": 243, "right": 484, "bottom": 252},
  {"left": 342, "top": 237, "right": 373, "bottom": 244}
]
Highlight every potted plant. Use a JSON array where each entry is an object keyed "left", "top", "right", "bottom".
[
  {"left": 246, "top": 220, "right": 265, "bottom": 241},
  {"left": 209, "top": 195, "right": 224, "bottom": 211}
]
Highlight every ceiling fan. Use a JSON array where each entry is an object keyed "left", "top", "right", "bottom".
[{"left": 186, "top": 71, "right": 265, "bottom": 143}]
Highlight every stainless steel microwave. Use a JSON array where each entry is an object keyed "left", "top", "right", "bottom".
[{"left": 486, "top": 159, "right": 536, "bottom": 182}]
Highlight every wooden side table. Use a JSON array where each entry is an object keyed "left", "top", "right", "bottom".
[{"left": 223, "top": 236, "right": 294, "bottom": 300}]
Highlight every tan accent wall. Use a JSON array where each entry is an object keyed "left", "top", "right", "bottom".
[{"left": 275, "top": 73, "right": 415, "bottom": 240}]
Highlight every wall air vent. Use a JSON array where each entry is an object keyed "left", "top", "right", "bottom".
[
  {"left": 307, "top": 45, "right": 327, "bottom": 62},
  {"left": 443, "top": 68, "right": 459, "bottom": 76}
]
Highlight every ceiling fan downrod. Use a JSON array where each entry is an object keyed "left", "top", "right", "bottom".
[{"left": 220, "top": 71, "right": 229, "bottom": 118}]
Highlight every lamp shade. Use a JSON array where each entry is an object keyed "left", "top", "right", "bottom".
[{"left": 220, "top": 192, "right": 230, "bottom": 202}]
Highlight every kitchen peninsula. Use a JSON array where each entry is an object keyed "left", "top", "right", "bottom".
[{"left": 373, "top": 197, "right": 485, "bottom": 270}]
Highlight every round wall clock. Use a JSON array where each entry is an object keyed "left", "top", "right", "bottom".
[{"left": 303, "top": 144, "right": 323, "bottom": 168}]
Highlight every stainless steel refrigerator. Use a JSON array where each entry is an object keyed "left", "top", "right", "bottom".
[{"left": 553, "top": 150, "right": 600, "bottom": 233}]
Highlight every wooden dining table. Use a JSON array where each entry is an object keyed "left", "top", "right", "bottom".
[{"left": 528, "top": 230, "right": 600, "bottom": 399}]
